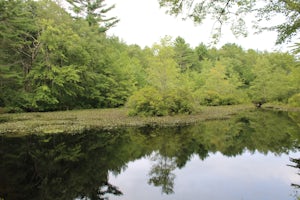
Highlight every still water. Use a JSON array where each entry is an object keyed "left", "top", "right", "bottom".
[
  {"left": 0, "top": 110, "right": 300, "bottom": 200},
  {"left": 107, "top": 152, "right": 299, "bottom": 200}
]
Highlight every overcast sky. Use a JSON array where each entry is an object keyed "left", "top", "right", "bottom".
[{"left": 106, "top": 0, "right": 289, "bottom": 51}]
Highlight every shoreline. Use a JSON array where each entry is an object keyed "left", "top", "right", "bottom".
[{"left": 0, "top": 104, "right": 299, "bottom": 136}]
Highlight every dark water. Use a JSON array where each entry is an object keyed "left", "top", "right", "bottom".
[{"left": 0, "top": 110, "right": 300, "bottom": 200}]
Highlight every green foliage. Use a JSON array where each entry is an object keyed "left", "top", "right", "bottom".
[
  {"left": 195, "top": 43, "right": 209, "bottom": 63},
  {"left": 194, "top": 61, "right": 247, "bottom": 106},
  {"left": 0, "top": 0, "right": 39, "bottom": 103},
  {"left": 290, "top": 63, "right": 300, "bottom": 93},
  {"left": 173, "top": 36, "right": 198, "bottom": 72},
  {"left": 127, "top": 37, "right": 298, "bottom": 115},
  {"left": 127, "top": 37, "right": 196, "bottom": 116},
  {"left": 0, "top": 0, "right": 139, "bottom": 111},
  {"left": 248, "top": 53, "right": 296, "bottom": 104},
  {"left": 127, "top": 87, "right": 164, "bottom": 116},
  {"left": 289, "top": 93, "right": 300, "bottom": 107},
  {"left": 67, "top": 0, "right": 119, "bottom": 31},
  {"left": 27, "top": 65, "right": 83, "bottom": 111},
  {"left": 158, "top": 0, "right": 300, "bottom": 44},
  {"left": 127, "top": 86, "right": 194, "bottom": 116},
  {"left": 195, "top": 90, "right": 238, "bottom": 106},
  {"left": 0, "top": 0, "right": 299, "bottom": 114}
]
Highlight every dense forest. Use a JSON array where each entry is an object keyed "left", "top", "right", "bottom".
[{"left": 1, "top": 0, "right": 300, "bottom": 115}]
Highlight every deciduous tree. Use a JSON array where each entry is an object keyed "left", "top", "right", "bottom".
[{"left": 158, "top": 0, "right": 300, "bottom": 44}]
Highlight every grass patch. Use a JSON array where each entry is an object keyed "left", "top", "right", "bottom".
[
  {"left": 0, "top": 116, "right": 11, "bottom": 123},
  {"left": 0, "top": 104, "right": 298, "bottom": 136},
  {"left": 263, "top": 103, "right": 300, "bottom": 112}
]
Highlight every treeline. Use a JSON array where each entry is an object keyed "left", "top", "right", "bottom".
[
  {"left": 127, "top": 37, "right": 300, "bottom": 116},
  {"left": 1, "top": 0, "right": 300, "bottom": 114}
]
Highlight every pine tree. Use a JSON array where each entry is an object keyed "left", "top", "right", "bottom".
[
  {"left": 173, "top": 36, "right": 198, "bottom": 72},
  {"left": 67, "top": 0, "right": 119, "bottom": 32}
]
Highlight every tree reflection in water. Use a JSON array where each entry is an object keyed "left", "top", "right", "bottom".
[
  {"left": 1, "top": 110, "right": 300, "bottom": 199},
  {"left": 288, "top": 157, "right": 300, "bottom": 200},
  {"left": 148, "top": 152, "right": 177, "bottom": 194},
  {"left": 0, "top": 131, "right": 125, "bottom": 200},
  {"left": 289, "top": 158, "right": 300, "bottom": 188}
]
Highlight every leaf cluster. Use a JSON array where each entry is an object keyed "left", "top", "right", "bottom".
[{"left": 158, "top": 0, "right": 300, "bottom": 44}]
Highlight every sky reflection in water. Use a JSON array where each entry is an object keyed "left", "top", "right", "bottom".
[
  {"left": 1, "top": 110, "right": 299, "bottom": 200},
  {"left": 108, "top": 151, "right": 299, "bottom": 200}
]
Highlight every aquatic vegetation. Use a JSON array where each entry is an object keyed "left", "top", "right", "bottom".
[{"left": 0, "top": 105, "right": 255, "bottom": 135}]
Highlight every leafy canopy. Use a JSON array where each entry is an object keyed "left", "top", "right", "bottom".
[{"left": 158, "top": 0, "right": 300, "bottom": 44}]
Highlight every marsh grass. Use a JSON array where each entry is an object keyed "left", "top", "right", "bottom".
[{"left": 0, "top": 104, "right": 298, "bottom": 136}]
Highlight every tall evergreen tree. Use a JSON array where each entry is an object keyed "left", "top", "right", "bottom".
[
  {"left": 173, "top": 36, "right": 198, "bottom": 72},
  {"left": 67, "top": 0, "right": 119, "bottom": 31}
]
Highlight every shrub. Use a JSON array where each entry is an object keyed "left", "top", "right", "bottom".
[
  {"left": 127, "top": 87, "right": 164, "bottom": 116},
  {"left": 196, "top": 90, "right": 221, "bottom": 106},
  {"left": 3, "top": 107, "right": 24, "bottom": 113},
  {"left": 220, "top": 95, "right": 240, "bottom": 105},
  {"left": 196, "top": 90, "right": 242, "bottom": 106},
  {"left": 288, "top": 93, "right": 300, "bottom": 107},
  {"left": 127, "top": 87, "right": 195, "bottom": 116}
]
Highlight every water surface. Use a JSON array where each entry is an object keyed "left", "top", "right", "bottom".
[
  {"left": 107, "top": 151, "right": 299, "bottom": 200},
  {"left": 0, "top": 110, "right": 299, "bottom": 200}
]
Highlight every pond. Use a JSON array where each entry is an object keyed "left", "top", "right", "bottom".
[{"left": 0, "top": 110, "right": 300, "bottom": 200}]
